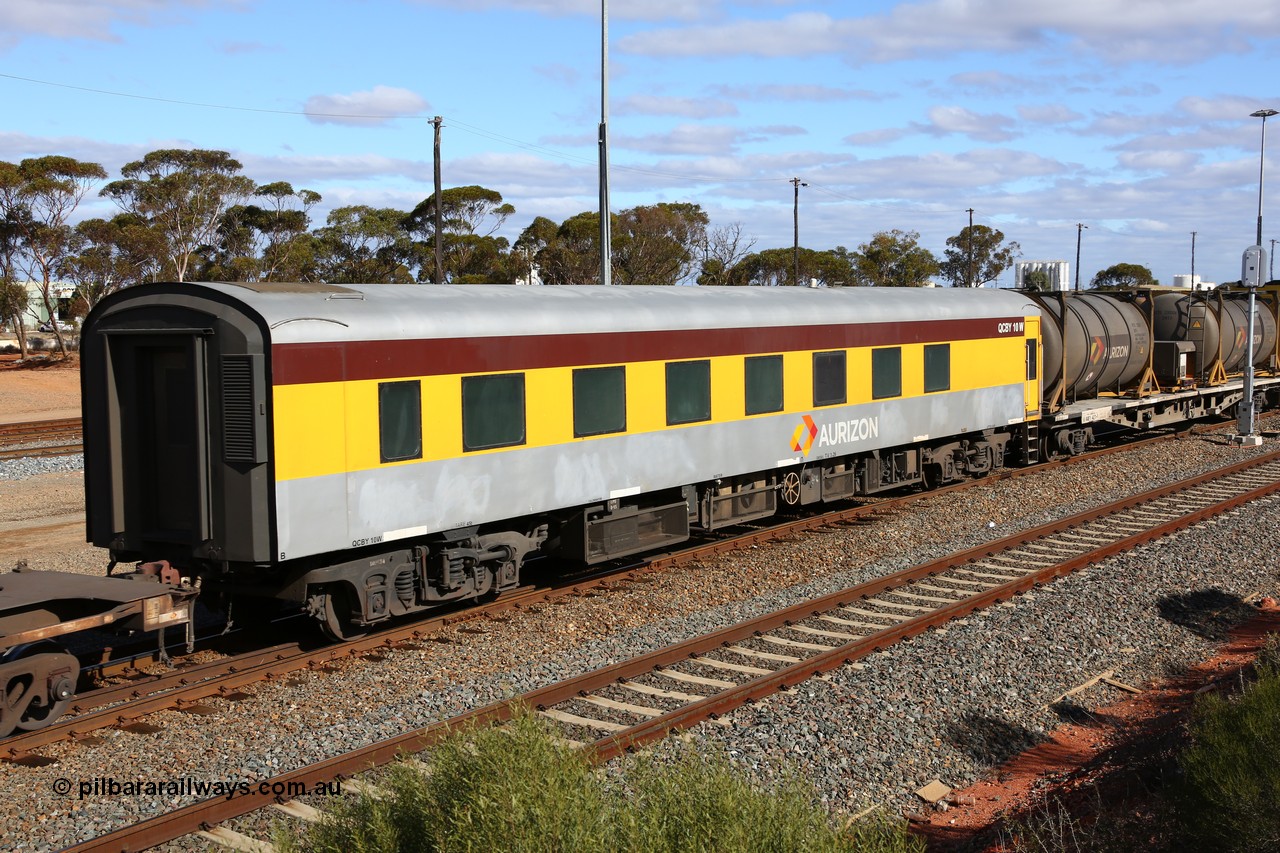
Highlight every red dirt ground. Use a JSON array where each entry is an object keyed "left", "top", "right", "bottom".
[{"left": 916, "top": 605, "right": 1280, "bottom": 851}]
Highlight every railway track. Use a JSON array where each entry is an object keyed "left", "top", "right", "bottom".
[
  {"left": 0, "top": 416, "right": 83, "bottom": 460},
  {"left": 0, "top": 420, "right": 1210, "bottom": 758},
  {"left": 58, "top": 448, "right": 1280, "bottom": 851}
]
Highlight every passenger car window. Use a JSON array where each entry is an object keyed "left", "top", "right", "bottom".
[
  {"left": 666, "top": 360, "right": 711, "bottom": 425},
  {"left": 573, "top": 366, "right": 626, "bottom": 437},
  {"left": 462, "top": 373, "right": 526, "bottom": 451},
  {"left": 924, "top": 344, "right": 950, "bottom": 393},
  {"left": 379, "top": 380, "right": 423, "bottom": 462},
  {"left": 812, "top": 351, "right": 846, "bottom": 407},
  {"left": 745, "top": 355, "right": 784, "bottom": 415},
  {"left": 872, "top": 347, "right": 902, "bottom": 399}
]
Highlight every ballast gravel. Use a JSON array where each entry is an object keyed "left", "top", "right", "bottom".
[
  {"left": 1, "top": 423, "right": 1279, "bottom": 851},
  {"left": 0, "top": 453, "right": 85, "bottom": 481}
]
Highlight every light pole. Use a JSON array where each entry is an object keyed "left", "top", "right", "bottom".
[
  {"left": 1074, "top": 223, "right": 1088, "bottom": 290},
  {"left": 791, "top": 177, "right": 807, "bottom": 286},
  {"left": 1251, "top": 109, "right": 1277, "bottom": 247},
  {"left": 598, "top": 0, "right": 612, "bottom": 285},
  {"left": 1235, "top": 108, "right": 1276, "bottom": 445},
  {"left": 1271, "top": 237, "right": 1276, "bottom": 283}
]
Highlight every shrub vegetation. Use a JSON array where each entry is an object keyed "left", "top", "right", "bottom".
[
  {"left": 277, "top": 708, "right": 922, "bottom": 853},
  {"left": 1173, "top": 657, "right": 1280, "bottom": 851}
]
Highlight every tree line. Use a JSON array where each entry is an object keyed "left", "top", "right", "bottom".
[{"left": 2, "top": 148, "right": 1035, "bottom": 355}]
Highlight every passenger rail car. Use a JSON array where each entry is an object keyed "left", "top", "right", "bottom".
[{"left": 81, "top": 284, "right": 1041, "bottom": 638}]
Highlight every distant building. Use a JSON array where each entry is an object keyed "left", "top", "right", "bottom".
[
  {"left": 1172, "top": 274, "right": 1217, "bottom": 290},
  {"left": 14, "top": 281, "right": 76, "bottom": 329},
  {"left": 514, "top": 263, "right": 543, "bottom": 286},
  {"left": 1015, "top": 260, "right": 1070, "bottom": 291}
]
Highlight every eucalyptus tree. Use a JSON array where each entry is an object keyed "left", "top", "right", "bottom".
[
  {"left": 696, "top": 222, "right": 756, "bottom": 287},
  {"left": 251, "top": 182, "right": 322, "bottom": 281},
  {"left": 725, "top": 247, "right": 854, "bottom": 287},
  {"left": 63, "top": 214, "right": 166, "bottom": 307},
  {"left": 511, "top": 216, "right": 559, "bottom": 284},
  {"left": 101, "top": 149, "right": 255, "bottom": 282},
  {"left": 201, "top": 183, "right": 321, "bottom": 282},
  {"left": 313, "top": 205, "right": 415, "bottom": 284},
  {"left": 1091, "top": 263, "right": 1156, "bottom": 289},
  {"left": 0, "top": 162, "right": 29, "bottom": 354},
  {"left": 7, "top": 156, "right": 107, "bottom": 353},
  {"left": 611, "top": 203, "right": 709, "bottom": 285},
  {"left": 852, "top": 230, "right": 939, "bottom": 287},
  {"left": 404, "top": 185, "right": 514, "bottom": 282},
  {"left": 536, "top": 211, "right": 604, "bottom": 284},
  {"left": 938, "top": 224, "right": 1020, "bottom": 287},
  {"left": 1022, "top": 269, "right": 1051, "bottom": 291}
]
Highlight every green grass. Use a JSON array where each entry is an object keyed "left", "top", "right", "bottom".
[
  {"left": 276, "top": 707, "right": 922, "bottom": 853},
  {"left": 1173, "top": 658, "right": 1280, "bottom": 852}
]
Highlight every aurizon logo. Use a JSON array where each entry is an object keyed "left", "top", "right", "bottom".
[
  {"left": 791, "top": 415, "right": 818, "bottom": 455},
  {"left": 1088, "top": 336, "right": 1104, "bottom": 365}
]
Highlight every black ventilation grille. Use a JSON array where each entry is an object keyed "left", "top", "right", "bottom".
[{"left": 222, "top": 356, "right": 257, "bottom": 462}]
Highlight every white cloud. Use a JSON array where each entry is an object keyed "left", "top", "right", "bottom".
[
  {"left": 948, "top": 70, "right": 1037, "bottom": 95},
  {"left": 712, "top": 84, "right": 884, "bottom": 103},
  {"left": 614, "top": 124, "right": 752, "bottom": 156},
  {"left": 0, "top": 0, "right": 235, "bottom": 47},
  {"left": 619, "top": 2, "right": 1280, "bottom": 65},
  {"left": 844, "top": 128, "right": 910, "bottom": 146},
  {"left": 1177, "top": 95, "right": 1278, "bottom": 122},
  {"left": 617, "top": 95, "right": 738, "bottom": 119},
  {"left": 1116, "top": 150, "right": 1201, "bottom": 171},
  {"left": 303, "top": 86, "right": 429, "bottom": 127},
  {"left": 408, "top": 0, "right": 711, "bottom": 22},
  {"left": 921, "top": 105, "right": 1020, "bottom": 143},
  {"left": 1017, "top": 104, "right": 1084, "bottom": 125}
]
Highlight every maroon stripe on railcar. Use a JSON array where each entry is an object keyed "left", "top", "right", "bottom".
[{"left": 272, "top": 317, "right": 1027, "bottom": 385}]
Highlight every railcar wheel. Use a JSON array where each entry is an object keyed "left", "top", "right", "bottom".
[
  {"left": 922, "top": 463, "right": 943, "bottom": 491},
  {"left": 311, "top": 588, "right": 362, "bottom": 643},
  {"left": 780, "top": 471, "right": 802, "bottom": 506},
  {"left": 1, "top": 644, "right": 77, "bottom": 736}
]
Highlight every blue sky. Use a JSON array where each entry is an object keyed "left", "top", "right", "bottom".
[{"left": 2, "top": 0, "right": 1279, "bottom": 286}]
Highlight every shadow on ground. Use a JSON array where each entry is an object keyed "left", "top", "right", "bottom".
[
  {"left": 944, "top": 711, "right": 1047, "bottom": 765},
  {"left": 1156, "top": 589, "right": 1256, "bottom": 642}
]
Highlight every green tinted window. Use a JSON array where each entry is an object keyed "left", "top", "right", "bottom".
[
  {"left": 666, "top": 360, "right": 711, "bottom": 425},
  {"left": 745, "top": 355, "right": 784, "bottom": 415},
  {"left": 924, "top": 344, "right": 950, "bottom": 393},
  {"left": 379, "top": 380, "right": 422, "bottom": 462},
  {"left": 812, "top": 351, "right": 846, "bottom": 407},
  {"left": 573, "top": 366, "right": 626, "bottom": 437},
  {"left": 462, "top": 373, "right": 526, "bottom": 451},
  {"left": 872, "top": 347, "right": 902, "bottom": 399}
]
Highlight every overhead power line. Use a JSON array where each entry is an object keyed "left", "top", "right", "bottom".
[{"left": 0, "top": 71, "right": 781, "bottom": 186}]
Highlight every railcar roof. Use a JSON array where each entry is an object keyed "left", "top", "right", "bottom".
[{"left": 186, "top": 283, "right": 1038, "bottom": 344}]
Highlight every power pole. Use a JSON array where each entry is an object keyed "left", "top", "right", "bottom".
[
  {"left": 965, "top": 208, "right": 974, "bottom": 287},
  {"left": 1271, "top": 238, "right": 1276, "bottom": 283},
  {"left": 1190, "top": 231, "right": 1196, "bottom": 287},
  {"left": 432, "top": 116, "right": 443, "bottom": 285},
  {"left": 791, "top": 177, "right": 807, "bottom": 286},
  {"left": 1074, "top": 223, "right": 1088, "bottom": 290}
]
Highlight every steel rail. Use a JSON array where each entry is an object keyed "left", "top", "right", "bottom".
[
  {"left": 0, "top": 422, "right": 1256, "bottom": 754},
  {"left": 62, "top": 448, "right": 1280, "bottom": 853},
  {"left": 0, "top": 416, "right": 81, "bottom": 438},
  {"left": 0, "top": 441, "right": 83, "bottom": 461},
  {"left": 0, "top": 417, "right": 1259, "bottom": 757}
]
